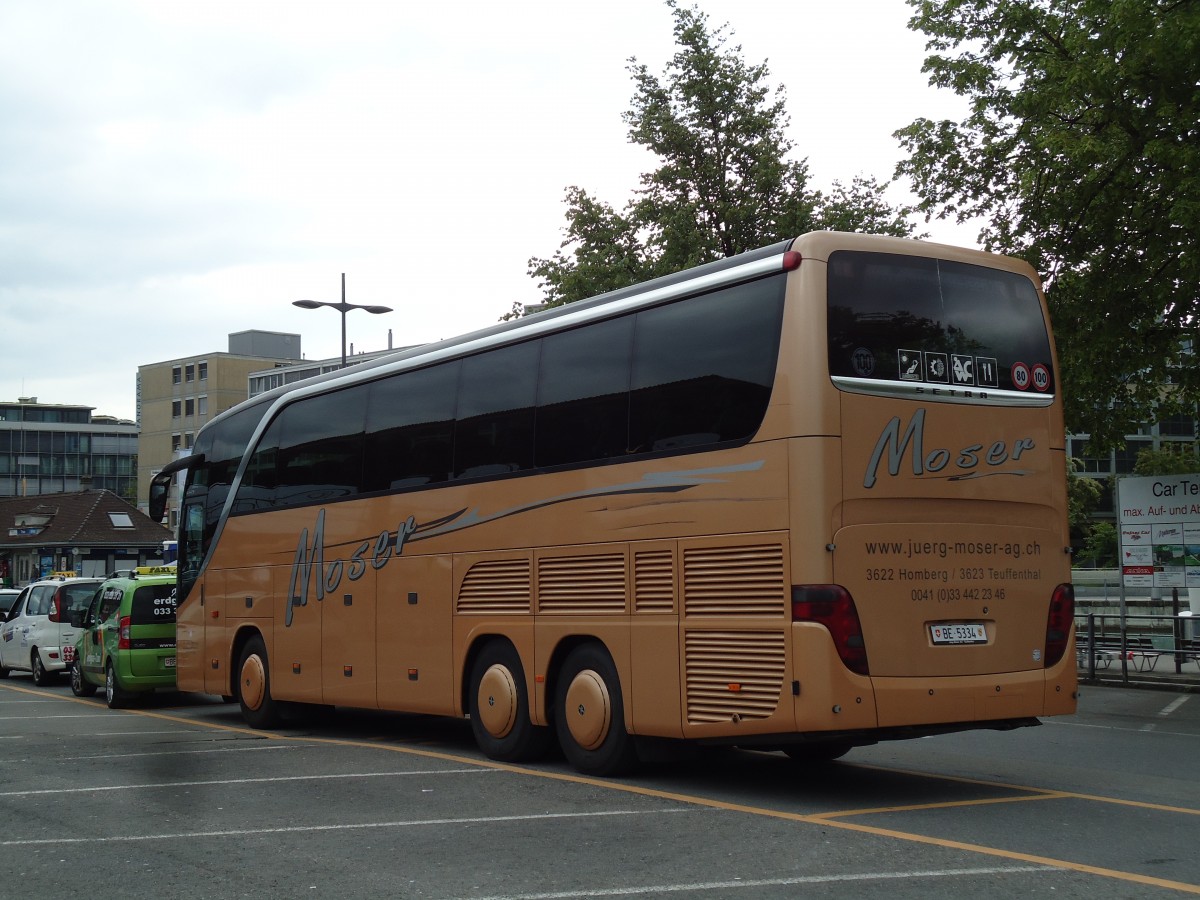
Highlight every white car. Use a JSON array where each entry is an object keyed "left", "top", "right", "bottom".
[{"left": 0, "top": 578, "right": 103, "bottom": 685}]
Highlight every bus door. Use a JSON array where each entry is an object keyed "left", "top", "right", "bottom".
[
  {"left": 271, "top": 559, "right": 323, "bottom": 704},
  {"left": 320, "top": 565, "right": 378, "bottom": 709},
  {"left": 375, "top": 555, "right": 454, "bottom": 714}
]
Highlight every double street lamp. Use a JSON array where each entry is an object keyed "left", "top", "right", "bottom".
[{"left": 293, "top": 273, "right": 393, "bottom": 369}]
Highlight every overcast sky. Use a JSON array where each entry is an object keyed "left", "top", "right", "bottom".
[{"left": 0, "top": 0, "right": 973, "bottom": 422}]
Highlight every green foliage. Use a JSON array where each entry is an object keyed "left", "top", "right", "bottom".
[
  {"left": 527, "top": 2, "right": 919, "bottom": 310},
  {"left": 1066, "top": 458, "right": 1103, "bottom": 532},
  {"left": 1081, "top": 521, "right": 1118, "bottom": 569},
  {"left": 896, "top": 0, "right": 1200, "bottom": 450},
  {"left": 1133, "top": 443, "right": 1200, "bottom": 475}
]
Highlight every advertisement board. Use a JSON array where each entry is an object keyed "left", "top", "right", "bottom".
[{"left": 1116, "top": 474, "right": 1200, "bottom": 591}]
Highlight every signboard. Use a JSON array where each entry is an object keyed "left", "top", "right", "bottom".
[{"left": 1116, "top": 474, "right": 1200, "bottom": 590}]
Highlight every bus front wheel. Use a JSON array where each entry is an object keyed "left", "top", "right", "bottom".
[
  {"left": 554, "top": 644, "right": 638, "bottom": 776},
  {"left": 238, "top": 636, "right": 282, "bottom": 729},
  {"left": 468, "top": 641, "right": 550, "bottom": 762}
]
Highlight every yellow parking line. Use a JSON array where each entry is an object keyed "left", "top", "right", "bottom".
[
  {"left": 8, "top": 684, "right": 1200, "bottom": 895},
  {"left": 809, "top": 791, "right": 1071, "bottom": 819},
  {"left": 851, "top": 762, "right": 1200, "bottom": 818}
]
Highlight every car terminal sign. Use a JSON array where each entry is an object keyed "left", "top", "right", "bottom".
[{"left": 1117, "top": 474, "right": 1200, "bottom": 589}]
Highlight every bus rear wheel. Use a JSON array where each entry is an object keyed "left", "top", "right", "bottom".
[
  {"left": 468, "top": 641, "right": 550, "bottom": 762},
  {"left": 238, "top": 635, "right": 282, "bottom": 729},
  {"left": 554, "top": 644, "right": 638, "bottom": 776}
]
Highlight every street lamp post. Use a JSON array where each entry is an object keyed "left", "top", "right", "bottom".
[{"left": 293, "top": 273, "right": 393, "bottom": 369}]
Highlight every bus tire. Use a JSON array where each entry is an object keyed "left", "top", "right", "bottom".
[
  {"left": 554, "top": 643, "right": 638, "bottom": 776},
  {"left": 238, "top": 636, "right": 282, "bottom": 729},
  {"left": 469, "top": 641, "right": 550, "bottom": 762},
  {"left": 106, "top": 662, "right": 132, "bottom": 709},
  {"left": 71, "top": 662, "right": 97, "bottom": 697},
  {"left": 783, "top": 742, "right": 852, "bottom": 764}
]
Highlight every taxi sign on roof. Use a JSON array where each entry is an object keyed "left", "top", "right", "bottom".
[{"left": 134, "top": 565, "right": 177, "bottom": 576}]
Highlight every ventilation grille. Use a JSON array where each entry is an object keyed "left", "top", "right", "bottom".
[
  {"left": 457, "top": 559, "right": 531, "bottom": 614},
  {"left": 684, "top": 631, "right": 785, "bottom": 724},
  {"left": 682, "top": 545, "right": 785, "bottom": 616},
  {"left": 634, "top": 550, "right": 674, "bottom": 613},
  {"left": 537, "top": 554, "right": 626, "bottom": 614}
]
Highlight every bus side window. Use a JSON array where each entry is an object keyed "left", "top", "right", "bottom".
[
  {"left": 536, "top": 316, "right": 632, "bottom": 468},
  {"left": 364, "top": 361, "right": 460, "bottom": 492},
  {"left": 629, "top": 279, "right": 782, "bottom": 453},
  {"left": 453, "top": 342, "right": 538, "bottom": 480}
]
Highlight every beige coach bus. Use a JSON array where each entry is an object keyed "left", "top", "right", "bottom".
[{"left": 150, "top": 231, "right": 1076, "bottom": 775}]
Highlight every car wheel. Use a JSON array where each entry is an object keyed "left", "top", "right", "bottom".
[
  {"left": 71, "top": 662, "right": 97, "bottom": 697},
  {"left": 468, "top": 640, "right": 551, "bottom": 763},
  {"left": 105, "top": 662, "right": 131, "bottom": 709},
  {"left": 553, "top": 643, "right": 638, "bottom": 776},
  {"left": 31, "top": 650, "right": 52, "bottom": 687},
  {"left": 237, "top": 635, "right": 282, "bottom": 729}
]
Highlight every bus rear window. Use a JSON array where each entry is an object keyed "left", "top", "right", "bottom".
[{"left": 827, "top": 251, "right": 1054, "bottom": 395}]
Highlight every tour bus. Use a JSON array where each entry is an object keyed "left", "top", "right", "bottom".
[{"left": 150, "top": 231, "right": 1076, "bottom": 776}]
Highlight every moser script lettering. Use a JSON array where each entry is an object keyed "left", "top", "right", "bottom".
[
  {"left": 863, "top": 408, "right": 1035, "bottom": 489},
  {"left": 287, "top": 508, "right": 418, "bottom": 626}
]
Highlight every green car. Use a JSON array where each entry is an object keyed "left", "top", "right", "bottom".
[{"left": 69, "top": 572, "right": 178, "bottom": 708}]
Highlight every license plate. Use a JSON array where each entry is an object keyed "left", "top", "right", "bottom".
[
  {"left": 164, "top": 657, "right": 176, "bottom": 668},
  {"left": 930, "top": 623, "right": 988, "bottom": 645}
]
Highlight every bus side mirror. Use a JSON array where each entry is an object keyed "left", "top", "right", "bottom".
[
  {"left": 148, "top": 478, "right": 170, "bottom": 524},
  {"left": 149, "top": 453, "right": 203, "bottom": 525}
]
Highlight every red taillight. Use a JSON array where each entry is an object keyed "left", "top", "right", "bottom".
[
  {"left": 48, "top": 592, "right": 63, "bottom": 623},
  {"left": 118, "top": 616, "right": 131, "bottom": 651},
  {"left": 1045, "top": 583, "right": 1074, "bottom": 668},
  {"left": 782, "top": 250, "right": 802, "bottom": 271},
  {"left": 792, "top": 585, "right": 869, "bottom": 676}
]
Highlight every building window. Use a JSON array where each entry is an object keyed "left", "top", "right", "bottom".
[
  {"left": 108, "top": 512, "right": 133, "bottom": 528},
  {"left": 185, "top": 432, "right": 194, "bottom": 448},
  {"left": 1069, "top": 438, "right": 1112, "bottom": 474},
  {"left": 185, "top": 398, "right": 194, "bottom": 417},
  {"left": 1159, "top": 414, "right": 1196, "bottom": 438},
  {"left": 1115, "top": 440, "right": 1150, "bottom": 474},
  {"left": 198, "top": 361, "right": 208, "bottom": 381},
  {"left": 172, "top": 366, "right": 182, "bottom": 385},
  {"left": 172, "top": 400, "right": 181, "bottom": 419},
  {"left": 172, "top": 434, "right": 181, "bottom": 451},
  {"left": 185, "top": 364, "right": 195, "bottom": 382},
  {"left": 198, "top": 395, "right": 208, "bottom": 416}
]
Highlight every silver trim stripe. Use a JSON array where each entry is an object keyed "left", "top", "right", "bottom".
[{"left": 831, "top": 376, "right": 1055, "bottom": 408}]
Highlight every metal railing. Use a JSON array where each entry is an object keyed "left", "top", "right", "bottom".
[{"left": 1075, "top": 611, "right": 1200, "bottom": 683}]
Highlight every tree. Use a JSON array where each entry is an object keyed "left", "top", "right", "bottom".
[
  {"left": 1082, "top": 521, "right": 1118, "bottom": 569},
  {"left": 1067, "top": 458, "right": 1103, "bottom": 534},
  {"left": 1134, "top": 443, "right": 1200, "bottom": 475},
  {"left": 526, "top": 1, "right": 918, "bottom": 310},
  {"left": 895, "top": 0, "right": 1200, "bottom": 450}
]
